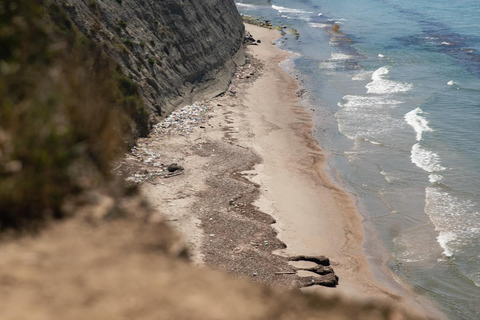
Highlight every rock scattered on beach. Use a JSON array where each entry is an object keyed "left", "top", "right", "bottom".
[
  {"left": 289, "top": 255, "right": 330, "bottom": 266},
  {"left": 289, "top": 255, "right": 339, "bottom": 288},
  {"left": 167, "top": 163, "right": 184, "bottom": 172},
  {"left": 153, "top": 102, "right": 212, "bottom": 136}
]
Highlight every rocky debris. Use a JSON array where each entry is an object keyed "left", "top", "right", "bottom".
[
  {"left": 244, "top": 32, "right": 258, "bottom": 45},
  {"left": 153, "top": 102, "right": 212, "bottom": 136},
  {"left": 124, "top": 144, "right": 185, "bottom": 183},
  {"left": 302, "top": 265, "right": 335, "bottom": 275},
  {"left": 296, "top": 88, "right": 306, "bottom": 98},
  {"left": 123, "top": 101, "right": 213, "bottom": 183},
  {"left": 289, "top": 255, "right": 330, "bottom": 266},
  {"left": 167, "top": 163, "right": 184, "bottom": 172},
  {"left": 233, "top": 57, "right": 263, "bottom": 82},
  {"left": 301, "top": 273, "right": 339, "bottom": 288},
  {"left": 125, "top": 166, "right": 183, "bottom": 184},
  {"left": 289, "top": 255, "right": 338, "bottom": 288}
]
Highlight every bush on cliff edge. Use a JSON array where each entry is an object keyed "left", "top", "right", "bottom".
[{"left": 0, "top": 0, "right": 143, "bottom": 231}]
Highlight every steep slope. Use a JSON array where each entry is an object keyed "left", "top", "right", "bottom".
[{"left": 59, "top": 0, "right": 245, "bottom": 136}]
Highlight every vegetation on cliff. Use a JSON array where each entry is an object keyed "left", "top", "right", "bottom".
[{"left": 0, "top": 0, "right": 144, "bottom": 231}]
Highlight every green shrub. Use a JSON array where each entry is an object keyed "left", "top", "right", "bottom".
[
  {"left": 124, "top": 38, "right": 134, "bottom": 47},
  {"left": 148, "top": 57, "right": 155, "bottom": 65},
  {"left": 0, "top": 0, "right": 147, "bottom": 231},
  {"left": 119, "top": 19, "right": 127, "bottom": 29}
]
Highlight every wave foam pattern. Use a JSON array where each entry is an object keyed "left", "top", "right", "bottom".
[
  {"left": 425, "top": 187, "right": 480, "bottom": 261},
  {"left": 336, "top": 95, "right": 402, "bottom": 143},
  {"left": 271, "top": 4, "right": 313, "bottom": 21},
  {"left": 411, "top": 143, "right": 446, "bottom": 173},
  {"left": 366, "top": 67, "right": 413, "bottom": 94},
  {"left": 405, "top": 107, "right": 433, "bottom": 141}
]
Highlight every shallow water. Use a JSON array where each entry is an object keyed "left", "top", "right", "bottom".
[{"left": 237, "top": 1, "right": 480, "bottom": 319}]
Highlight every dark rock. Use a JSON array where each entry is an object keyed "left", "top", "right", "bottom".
[
  {"left": 304, "top": 266, "right": 334, "bottom": 275},
  {"left": 289, "top": 255, "right": 330, "bottom": 266},
  {"left": 167, "top": 163, "right": 184, "bottom": 172},
  {"left": 301, "top": 273, "right": 339, "bottom": 288},
  {"left": 257, "top": 40, "right": 261, "bottom": 43}
]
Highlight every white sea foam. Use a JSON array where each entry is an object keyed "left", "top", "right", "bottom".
[
  {"left": 378, "top": 54, "right": 385, "bottom": 58},
  {"left": 352, "top": 71, "right": 373, "bottom": 81},
  {"left": 330, "top": 52, "right": 355, "bottom": 60},
  {"left": 447, "top": 80, "right": 456, "bottom": 86},
  {"left": 318, "top": 61, "right": 339, "bottom": 70},
  {"left": 437, "top": 232, "right": 456, "bottom": 257},
  {"left": 235, "top": 3, "right": 259, "bottom": 8},
  {"left": 405, "top": 107, "right": 433, "bottom": 141},
  {"left": 380, "top": 170, "right": 402, "bottom": 182},
  {"left": 339, "top": 95, "right": 401, "bottom": 108},
  {"left": 308, "top": 22, "right": 330, "bottom": 29},
  {"left": 271, "top": 5, "right": 312, "bottom": 14},
  {"left": 424, "top": 187, "right": 480, "bottom": 258},
  {"left": 366, "top": 67, "right": 413, "bottom": 94},
  {"left": 336, "top": 95, "right": 403, "bottom": 142},
  {"left": 411, "top": 143, "right": 445, "bottom": 173},
  {"left": 271, "top": 4, "right": 312, "bottom": 21},
  {"left": 429, "top": 173, "right": 443, "bottom": 183}
]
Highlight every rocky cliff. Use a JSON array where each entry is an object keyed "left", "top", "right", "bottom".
[{"left": 58, "top": 0, "right": 245, "bottom": 136}]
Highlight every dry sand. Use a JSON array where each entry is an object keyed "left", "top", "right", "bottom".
[{"left": 129, "top": 24, "right": 446, "bottom": 318}]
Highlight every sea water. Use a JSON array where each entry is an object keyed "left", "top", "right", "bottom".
[{"left": 236, "top": 1, "right": 480, "bottom": 319}]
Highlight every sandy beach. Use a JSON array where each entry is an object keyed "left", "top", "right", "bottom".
[{"left": 126, "top": 24, "right": 444, "bottom": 318}]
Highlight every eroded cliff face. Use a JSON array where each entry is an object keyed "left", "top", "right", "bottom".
[{"left": 58, "top": 0, "right": 245, "bottom": 136}]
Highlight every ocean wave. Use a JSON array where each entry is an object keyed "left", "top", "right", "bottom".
[
  {"left": 336, "top": 95, "right": 403, "bottom": 142},
  {"left": 366, "top": 67, "right": 413, "bottom": 94},
  {"left": 405, "top": 107, "right": 433, "bottom": 141},
  {"left": 429, "top": 173, "right": 443, "bottom": 183},
  {"left": 308, "top": 22, "right": 330, "bottom": 29},
  {"left": 380, "top": 170, "right": 404, "bottom": 182},
  {"left": 318, "top": 61, "right": 339, "bottom": 71},
  {"left": 437, "top": 231, "right": 456, "bottom": 257},
  {"left": 411, "top": 143, "right": 445, "bottom": 173},
  {"left": 330, "top": 52, "right": 356, "bottom": 60},
  {"left": 339, "top": 95, "right": 401, "bottom": 108},
  {"left": 352, "top": 71, "right": 373, "bottom": 81},
  {"left": 393, "top": 224, "right": 442, "bottom": 263},
  {"left": 271, "top": 5, "right": 313, "bottom": 14},
  {"left": 235, "top": 3, "right": 259, "bottom": 9},
  {"left": 425, "top": 187, "right": 480, "bottom": 259}
]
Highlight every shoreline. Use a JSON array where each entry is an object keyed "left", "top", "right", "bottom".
[{"left": 128, "top": 23, "right": 444, "bottom": 318}]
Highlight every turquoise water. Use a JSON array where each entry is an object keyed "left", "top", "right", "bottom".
[{"left": 237, "top": 1, "right": 480, "bottom": 319}]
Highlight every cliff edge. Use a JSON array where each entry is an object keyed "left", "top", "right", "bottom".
[{"left": 58, "top": 0, "right": 245, "bottom": 136}]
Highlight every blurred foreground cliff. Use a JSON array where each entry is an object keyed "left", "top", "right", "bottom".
[{"left": 0, "top": 1, "right": 423, "bottom": 319}]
